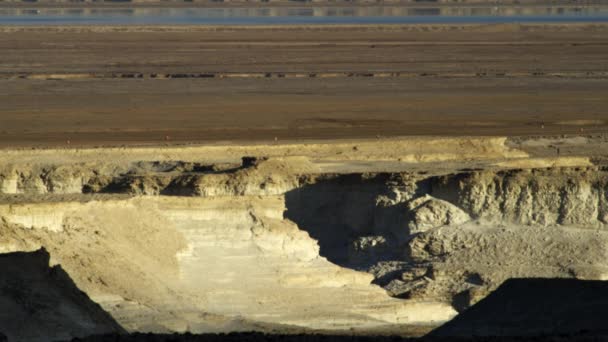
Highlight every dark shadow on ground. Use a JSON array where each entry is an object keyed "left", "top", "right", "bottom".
[
  {"left": 430, "top": 278, "right": 608, "bottom": 337},
  {"left": 0, "top": 248, "right": 124, "bottom": 341},
  {"left": 69, "top": 331, "right": 607, "bottom": 342},
  {"left": 284, "top": 174, "right": 404, "bottom": 269}
]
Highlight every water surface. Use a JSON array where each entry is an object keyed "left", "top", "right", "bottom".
[{"left": 1, "top": 5, "right": 608, "bottom": 25}]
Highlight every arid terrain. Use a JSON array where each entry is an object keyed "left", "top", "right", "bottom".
[
  {"left": 1, "top": 6, "right": 608, "bottom": 342},
  {"left": 2, "top": 135, "right": 608, "bottom": 342},
  {"left": 1, "top": 23, "right": 608, "bottom": 146}
]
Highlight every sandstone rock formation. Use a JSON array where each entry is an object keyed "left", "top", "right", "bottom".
[{"left": 0, "top": 140, "right": 607, "bottom": 340}]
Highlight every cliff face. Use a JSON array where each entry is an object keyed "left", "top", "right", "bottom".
[
  {"left": 0, "top": 196, "right": 454, "bottom": 340},
  {"left": 1, "top": 142, "right": 607, "bottom": 340},
  {"left": 282, "top": 167, "right": 608, "bottom": 309}
]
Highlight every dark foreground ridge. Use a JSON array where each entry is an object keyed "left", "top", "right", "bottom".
[
  {"left": 67, "top": 332, "right": 608, "bottom": 342},
  {"left": 0, "top": 249, "right": 124, "bottom": 341},
  {"left": 430, "top": 278, "right": 608, "bottom": 337}
]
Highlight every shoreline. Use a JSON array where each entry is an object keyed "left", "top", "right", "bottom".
[{"left": 1, "top": 0, "right": 607, "bottom": 8}]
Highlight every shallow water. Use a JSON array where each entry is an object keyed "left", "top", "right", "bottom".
[{"left": 1, "top": 5, "right": 608, "bottom": 25}]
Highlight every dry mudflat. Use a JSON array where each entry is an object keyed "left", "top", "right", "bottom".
[{"left": 0, "top": 23, "right": 607, "bottom": 147}]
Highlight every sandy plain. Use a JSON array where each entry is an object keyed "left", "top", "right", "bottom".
[{"left": 0, "top": 23, "right": 607, "bottom": 147}]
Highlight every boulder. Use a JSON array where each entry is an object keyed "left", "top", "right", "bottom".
[{"left": 407, "top": 195, "right": 470, "bottom": 234}]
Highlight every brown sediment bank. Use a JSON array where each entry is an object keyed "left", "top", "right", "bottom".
[{"left": 1, "top": 23, "right": 608, "bottom": 148}]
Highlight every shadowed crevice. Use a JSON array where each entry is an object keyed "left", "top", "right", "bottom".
[{"left": 284, "top": 174, "right": 405, "bottom": 269}]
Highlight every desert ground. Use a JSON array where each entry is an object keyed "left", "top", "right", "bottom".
[
  {"left": 1, "top": 23, "right": 608, "bottom": 146},
  {"left": 1, "top": 7, "right": 608, "bottom": 342}
]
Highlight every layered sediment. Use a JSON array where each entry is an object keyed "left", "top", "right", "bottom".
[
  {"left": 2, "top": 23, "right": 608, "bottom": 146},
  {"left": 1, "top": 136, "right": 607, "bottom": 341}
]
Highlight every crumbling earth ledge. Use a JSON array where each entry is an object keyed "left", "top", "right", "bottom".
[{"left": 0, "top": 135, "right": 607, "bottom": 341}]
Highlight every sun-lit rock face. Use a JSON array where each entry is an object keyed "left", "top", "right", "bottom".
[
  {"left": 406, "top": 195, "right": 471, "bottom": 234},
  {"left": 2, "top": 152, "right": 608, "bottom": 341},
  {"left": 429, "top": 168, "right": 608, "bottom": 227},
  {"left": 0, "top": 195, "right": 456, "bottom": 341}
]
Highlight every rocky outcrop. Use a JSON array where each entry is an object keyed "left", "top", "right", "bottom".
[
  {"left": 0, "top": 157, "right": 315, "bottom": 197},
  {"left": 0, "top": 197, "right": 455, "bottom": 340},
  {"left": 3, "top": 155, "right": 608, "bottom": 340},
  {"left": 284, "top": 166, "right": 608, "bottom": 314},
  {"left": 428, "top": 168, "right": 608, "bottom": 227},
  {"left": 406, "top": 195, "right": 471, "bottom": 234},
  {"left": 405, "top": 224, "right": 608, "bottom": 307}
]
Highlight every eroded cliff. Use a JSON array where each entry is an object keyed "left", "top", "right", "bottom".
[{"left": 0, "top": 136, "right": 607, "bottom": 341}]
